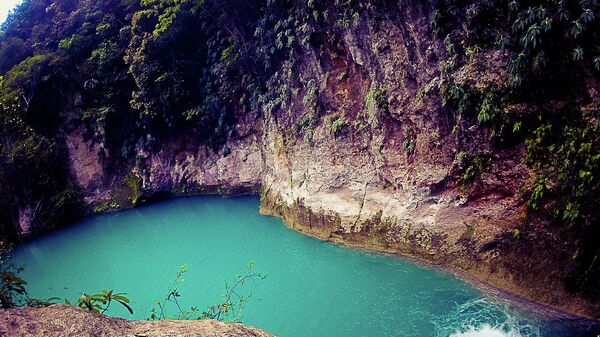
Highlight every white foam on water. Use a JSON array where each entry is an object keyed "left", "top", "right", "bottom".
[
  {"left": 439, "top": 297, "right": 541, "bottom": 337},
  {"left": 449, "top": 324, "right": 522, "bottom": 337}
]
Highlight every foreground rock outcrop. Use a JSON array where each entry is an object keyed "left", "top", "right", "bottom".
[{"left": 0, "top": 305, "right": 274, "bottom": 337}]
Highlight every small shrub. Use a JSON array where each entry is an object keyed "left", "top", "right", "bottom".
[
  {"left": 76, "top": 290, "right": 133, "bottom": 315},
  {"left": 300, "top": 79, "right": 318, "bottom": 144},
  {"left": 124, "top": 172, "right": 142, "bottom": 205},
  {"left": 331, "top": 117, "right": 349, "bottom": 137},
  {"left": 364, "top": 84, "right": 388, "bottom": 128},
  {"left": 477, "top": 93, "right": 501, "bottom": 124},
  {"left": 402, "top": 136, "right": 416, "bottom": 155},
  {"left": 93, "top": 200, "right": 120, "bottom": 213},
  {"left": 149, "top": 262, "right": 266, "bottom": 322},
  {"left": 58, "top": 34, "right": 83, "bottom": 49},
  {"left": 0, "top": 263, "right": 27, "bottom": 308},
  {"left": 460, "top": 156, "right": 490, "bottom": 186}
]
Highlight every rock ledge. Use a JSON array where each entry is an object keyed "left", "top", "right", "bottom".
[{"left": 0, "top": 305, "right": 274, "bottom": 337}]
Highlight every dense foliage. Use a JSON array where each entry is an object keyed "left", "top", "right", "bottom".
[
  {"left": 0, "top": 59, "right": 81, "bottom": 238},
  {"left": 433, "top": 0, "right": 600, "bottom": 298},
  {"left": 0, "top": 0, "right": 268, "bottom": 239}
]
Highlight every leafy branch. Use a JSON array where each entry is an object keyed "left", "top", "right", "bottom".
[
  {"left": 75, "top": 290, "right": 133, "bottom": 315},
  {"left": 200, "top": 261, "right": 266, "bottom": 322},
  {"left": 149, "top": 262, "right": 266, "bottom": 322}
]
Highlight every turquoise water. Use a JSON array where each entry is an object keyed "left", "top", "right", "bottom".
[{"left": 9, "top": 196, "right": 599, "bottom": 337}]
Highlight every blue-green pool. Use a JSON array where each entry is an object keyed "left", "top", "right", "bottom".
[{"left": 9, "top": 196, "right": 599, "bottom": 336}]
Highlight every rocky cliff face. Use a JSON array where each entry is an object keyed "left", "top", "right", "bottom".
[
  {"left": 54, "top": 1, "right": 598, "bottom": 320},
  {"left": 0, "top": 305, "right": 273, "bottom": 337}
]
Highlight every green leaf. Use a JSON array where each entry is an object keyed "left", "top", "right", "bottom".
[
  {"left": 573, "top": 47, "right": 584, "bottom": 61},
  {"left": 513, "top": 121, "right": 522, "bottom": 133},
  {"left": 113, "top": 294, "right": 130, "bottom": 303},
  {"left": 117, "top": 300, "right": 134, "bottom": 315}
]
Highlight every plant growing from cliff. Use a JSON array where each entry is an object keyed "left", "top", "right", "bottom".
[
  {"left": 513, "top": 228, "right": 521, "bottom": 239},
  {"left": 512, "top": 121, "right": 522, "bottom": 133},
  {"left": 331, "top": 117, "right": 349, "bottom": 137},
  {"left": 572, "top": 47, "right": 584, "bottom": 61},
  {"left": 459, "top": 156, "right": 491, "bottom": 187},
  {"left": 363, "top": 84, "right": 388, "bottom": 128},
  {"left": 0, "top": 262, "right": 27, "bottom": 308},
  {"left": 524, "top": 113, "right": 600, "bottom": 295},
  {"left": 465, "top": 45, "right": 481, "bottom": 62},
  {"left": 448, "top": 84, "right": 465, "bottom": 101},
  {"left": 58, "top": 34, "right": 83, "bottom": 50},
  {"left": 149, "top": 262, "right": 266, "bottom": 322},
  {"left": 0, "top": 248, "right": 129, "bottom": 311},
  {"left": 125, "top": 172, "right": 142, "bottom": 205},
  {"left": 477, "top": 93, "right": 501, "bottom": 125},
  {"left": 429, "top": 9, "right": 443, "bottom": 36},
  {"left": 402, "top": 136, "right": 416, "bottom": 156},
  {"left": 442, "top": 83, "right": 473, "bottom": 116},
  {"left": 3, "top": 54, "right": 54, "bottom": 111},
  {"left": 489, "top": 0, "right": 600, "bottom": 89},
  {"left": 76, "top": 290, "right": 133, "bottom": 315},
  {"left": 93, "top": 200, "right": 120, "bottom": 213},
  {"left": 200, "top": 261, "right": 266, "bottom": 321},
  {"left": 300, "top": 79, "right": 319, "bottom": 144},
  {"left": 527, "top": 177, "right": 546, "bottom": 211}
]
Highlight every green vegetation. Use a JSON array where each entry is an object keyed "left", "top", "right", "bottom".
[
  {"left": 0, "top": 246, "right": 131, "bottom": 312},
  {"left": 432, "top": 0, "right": 600, "bottom": 297},
  {"left": 124, "top": 172, "right": 142, "bottom": 205},
  {"left": 0, "top": 77, "right": 82, "bottom": 237},
  {"left": 58, "top": 34, "right": 83, "bottom": 50},
  {"left": 93, "top": 200, "right": 121, "bottom": 213},
  {"left": 363, "top": 84, "right": 388, "bottom": 128},
  {"left": 460, "top": 156, "right": 491, "bottom": 186},
  {"left": 75, "top": 290, "right": 133, "bottom": 315},
  {"left": 477, "top": 93, "right": 501, "bottom": 125},
  {"left": 331, "top": 117, "right": 349, "bottom": 137},
  {"left": 524, "top": 116, "right": 600, "bottom": 292},
  {"left": 402, "top": 136, "right": 416, "bottom": 156},
  {"left": 0, "top": 260, "right": 28, "bottom": 308},
  {"left": 300, "top": 79, "right": 318, "bottom": 143},
  {"left": 149, "top": 262, "right": 266, "bottom": 321}
]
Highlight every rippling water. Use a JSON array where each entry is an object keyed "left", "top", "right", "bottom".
[{"left": 10, "top": 196, "right": 599, "bottom": 336}]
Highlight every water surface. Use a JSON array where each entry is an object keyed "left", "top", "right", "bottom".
[{"left": 10, "top": 196, "right": 599, "bottom": 337}]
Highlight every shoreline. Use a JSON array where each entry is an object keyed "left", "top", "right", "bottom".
[
  {"left": 258, "top": 192, "right": 600, "bottom": 322},
  {"left": 13, "top": 192, "right": 600, "bottom": 323}
]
